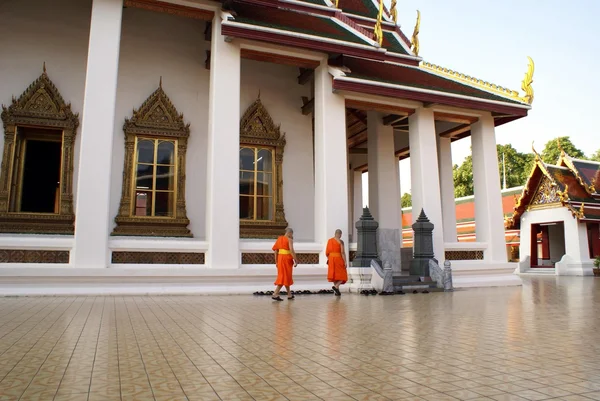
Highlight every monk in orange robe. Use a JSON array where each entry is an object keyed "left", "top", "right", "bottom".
[
  {"left": 326, "top": 229, "right": 347, "bottom": 296},
  {"left": 272, "top": 228, "right": 298, "bottom": 301}
]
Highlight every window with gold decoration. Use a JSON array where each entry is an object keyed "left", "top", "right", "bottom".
[
  {"left": 133, "top": 138, "right": 177, "bottom": 217},
  {"left": 112, "top": 82, "right": 192, "bottom": 237},
  {"left": 0, "top": 66, "right": 78, "bottom": 234},
  {"left": 239, "top": 97, "right": 288, "bottom": 238},
  {"left": 239, "top": 147, "right": 274, "bottom": 221}
]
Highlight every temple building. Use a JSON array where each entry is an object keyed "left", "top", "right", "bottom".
[
  {"left": 507, "top": 146, "right": 600, "bottom": 276},
  {"left": 402, "top": 187, "right": 522, "bottom": 262},
  {"left": 0, "top": 0, "right": 533, "bottom": 293}
]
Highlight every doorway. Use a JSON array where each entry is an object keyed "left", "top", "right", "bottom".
[
  {"left": 11, "top": 127, "right": 62, "bottom": 213},
  {"left": 530, "top": 222, "right": 565, "bottom": 268}
]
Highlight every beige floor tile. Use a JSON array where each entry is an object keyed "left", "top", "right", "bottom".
[{"left": 0, "top": 278, "right": 597, "bottom": 401}]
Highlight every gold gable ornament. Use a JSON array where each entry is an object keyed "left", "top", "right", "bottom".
[
  {"left": 373, "top": 0, "right": 384, "bottom": 46},
  {"left": 410, "top": 10, "right": 421, "bottom": 56},
  {"left": 239, "top": 97, "right": 288, "bottom": 239},
  {"left": 0, "top": 64, "right": 79, "bottom": 234},
  {"left": 113, "top": 80, "right": 192, "bottom": 237}
]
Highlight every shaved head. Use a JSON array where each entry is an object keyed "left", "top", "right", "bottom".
[{"left": 285, "top": 228, "right": 294, "bottom": 234}]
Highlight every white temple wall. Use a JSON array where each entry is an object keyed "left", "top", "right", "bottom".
[
  {"left": 0, "top": 0, "right": 92, "bottom": 203},
  {"left": 110, "top": 8, "right": 210, "bottom": 238},
  {"left": 240, "top": 59, "right": 314, "bottom": 241},
  {"left": 548, "top": 223, "right": 566, "bottom": 263}
]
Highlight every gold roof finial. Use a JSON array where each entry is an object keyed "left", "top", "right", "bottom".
[
  {"left": 410, "top": 10, "right": 421, "bottom": 56},
  {"left": 43, "top": 61, "right": 47, "bottom": 74},
  {"left": 373, "top": 0, "right": 384, "bottom": 46},
  {"left": 532, "top": 141, "right": 541, "bottom": 161},
  {"left": 521, "top": 56, "right": 534, "bottom": 104},
  {"left": 334, "top": 0, "right": 339, "bottom": 8},
  {"left": 557, "top": 137, "right": 565, "bottom": 157},
  {"left": 159, "top": 76, "right": 162, "bottom": 88},
  {"left": 390, "top": 0, "right": 397, "bottom": 24}
]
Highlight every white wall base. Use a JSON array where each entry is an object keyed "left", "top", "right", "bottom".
[
  {"left": 347, "top": 267, "right": 373, "bottom": 292},
  {"left": 451, "top": 261, "right": 522, "bottom": 288},
  {"left": 0, "top": 265, "right": 332, "bottom": 296},
  {"left": 555, "top": 254, "right": 594, "bottom": 276}
]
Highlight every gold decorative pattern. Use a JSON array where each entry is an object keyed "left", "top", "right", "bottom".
[
  {"left": 444, "top": 250, "right": 484, "bottom": 261},
  {"left": 410, "top": 10, "right": 420, "bottom": 56},
  {"left": 241, "top": 253, "right": 319, "bottom": 264},
  {"left": 349, "top": 250, "right": 356, "bottom": 262},
  {"left": 112, "top": 82, "right": 192, "bottom": 237},
  {"left": 0, "top": 67, "right": 79, "bottom": 234},
  {"left": 239, "top": 97, "right": 288, "bottom": 239},
  {"left": 530, "top": 177, "right": 561, "bottom": 207},
  {"left": 0, "top": 249, "right": 69, "bottom": 263},
  {"left": 111, "top": 251, "right": 204, "bottom": 264},
  {"left": 421, "top": 57, "right": 535, "bottom": 105},
  {"left": 373, "top": 0, "right": 384, "bottom": 46},
  {"left": 521, "top": 56, "right": 534, "bottom": 105},
  {"left": 390, "top": 0, "right": 397, "bottom": 24}
]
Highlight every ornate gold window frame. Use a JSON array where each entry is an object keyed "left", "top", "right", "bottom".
[
  {"left": 239, "top": 97, "right": 288, "bottom": 238},
  {"left": 112, "top": 83, "right": 192, "bottom": 237},
  {"left": 0, "top": 67, "right": 79, "bottom": 234}
]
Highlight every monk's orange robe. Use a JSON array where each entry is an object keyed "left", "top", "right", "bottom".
[
  {"left": 326, "top": 238, "right": 347, "bottom": 284},
  {"left": 273, "top": 236, "right": 294, "bottom": 286}
]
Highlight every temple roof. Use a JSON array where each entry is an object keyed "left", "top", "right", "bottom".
[
  {"left": 507, "top": 152, "right": 600, "bottom": 229},
  {"left": 221, "top": 0, "right": 532, "bottom": 115},
  {"left": 332, "top": 56, "right": 527, "bottom": 106}
]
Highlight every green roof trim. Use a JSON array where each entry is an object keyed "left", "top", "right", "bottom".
[
  {"left": 383, "top": 31, "right": 409, "bottom": 55},
  {"left": 230, "top": 16, "right": 371, "bottom": 46},
  {"left": 346, "top": 72, "right": 526, "bottom": 105}
]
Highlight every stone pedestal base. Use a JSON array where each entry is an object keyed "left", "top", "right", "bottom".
[
  {"left": 348, "top": 267, "right": 373, "bottom": 292},
  {"left": 410, "top": 257, "right": 431, "bottom": 276},
  {"left": 377, "top": 228, "right": 401, "bottom": 275}
]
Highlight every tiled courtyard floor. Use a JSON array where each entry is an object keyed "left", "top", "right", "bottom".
[{"left": 0, "top": 277, "right": 599, "bottom": 401}]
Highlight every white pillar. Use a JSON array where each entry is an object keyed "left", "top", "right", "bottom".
[
  {"left": 205, "top": 15, "right": 241, "bottom": 269},
  {"left": 409, "top": 108, "right": 445, "bottom": 262},
  {"left": 437, "top": 136, "right": 457, "bottom": 242},
  {"left": 72, "top": 0, "right": 123, "bottom": 268},
  {"left": 314, "top": 62, "right": 349, "bottom": 262},
  {"left": 367, "top": 112, "right": 401, "bottom": 228},
  {"left": 352, "top": 170, "right": 363, "bottom": 242},
  {"left": 471, "top": 113, "right": 507, "bottom": 263}
]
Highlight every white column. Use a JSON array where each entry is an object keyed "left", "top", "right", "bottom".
[
  {"left": 205, "top": 15, "right": 241, "bottom": 269},
  {"left": 314, "top": 62, "right": 349, "bottom": 262},
  {"left": 471, "top": 113, "right": 507, "bottom": 263},
  {"left": 72, "top": 0, "right": 123, "bottom": 268},
  {"left": 367, "top": 112, "right": 401, "bottom": 229},
  {"left": 352, "top": 170, "right": 363, "bottom": 242},
  {"left": 437, "top": 136, "right": 457, "bottom": 242},
  {"left": 409, "top": 108, "right": 445, "bottom": 262}
]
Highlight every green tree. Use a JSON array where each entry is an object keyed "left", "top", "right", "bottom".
[
  {"left": 589, "top": 149, "right": 600, "bottom": 162},
  {"left": 453, "top": 157, "right": 473, "bottom": 198},
  {"left": 453, "top": 144, "right": 534, "bottom": 198},
  {"left": 401, "top": 192, "right": 412, "bottom": 208},
  {"left": 497, "top": 144, "right": 535, "bottom": 188},
  {"left": 540, "top": 136, "right": 585, "bottom": 164}
]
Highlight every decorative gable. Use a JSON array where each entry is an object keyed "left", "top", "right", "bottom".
[
  {"left": 124, "top": 81, "right": 190, "bottom": 138},
  {"left": 1, "top": 67, "right": 79, "bottom": 130},
  {"left": 240, "top": 97, "right": 285, "bottom": 144},
  {"left": 530, "top": 176, "right": 561, "bottom": 207}
]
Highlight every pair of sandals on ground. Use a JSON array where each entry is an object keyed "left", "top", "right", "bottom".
[{"left": 271, "top": 285, "right": 341, "bottom": 301}]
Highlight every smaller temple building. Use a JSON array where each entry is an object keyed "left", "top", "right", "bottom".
[
  {"left": 402, "top": 187, "right": 522, "bottom": 263},
  {"left": 506, "top": 147, "right": 600, "bottom": 275}
]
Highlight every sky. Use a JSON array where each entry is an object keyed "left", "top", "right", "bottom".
[{"left": 370, "top": 0, "right": 600, "bottom": 197}]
